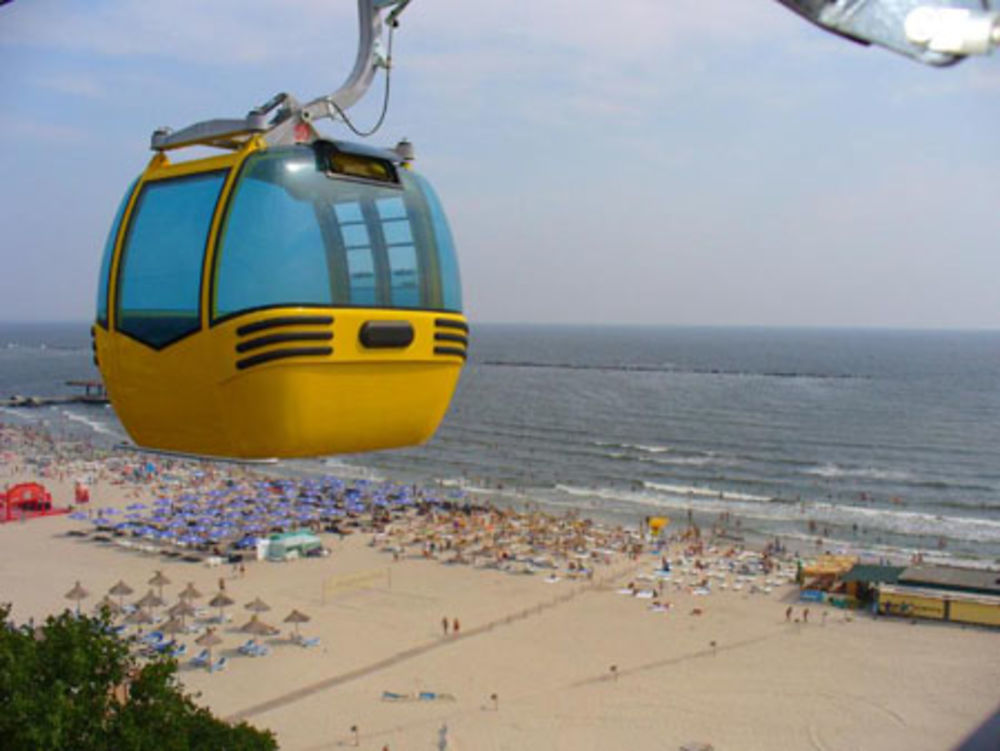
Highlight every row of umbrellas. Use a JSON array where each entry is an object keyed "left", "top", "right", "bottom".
[
  {"left": 65, "top": 574, "right": 312, "bottom": 637},
  {"left": 72, "top": 474, "right": 467, "bottom": 552}
]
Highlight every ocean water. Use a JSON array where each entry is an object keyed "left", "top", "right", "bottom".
[{"left": 3, "top": 322, "right": 999, "bottom": 564}]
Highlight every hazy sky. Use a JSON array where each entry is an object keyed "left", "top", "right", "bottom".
[{"left": 1, "top": 0, "right": 997, "bottom": 328}]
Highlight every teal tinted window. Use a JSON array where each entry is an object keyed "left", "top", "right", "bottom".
[
  {"left": 96, "top": 180, "right": 136, "bottom": 327},
  {"left": 378, "top": 197, "right": 420, "bottom": 307},
  {"left": 117, "top": 172, "right": 225, "bottom": 347},
  {"left": 216, "top": 166, "right": 331, "bottom": 317},
  {"left": 212, "top": 147, "right": 462, "bottom": 319},
  {"left": 408, "top": 172, "right": 462, "bottom": 312},
  {"left": 336, "top": 202, "right": 378, "bottom": 306}
]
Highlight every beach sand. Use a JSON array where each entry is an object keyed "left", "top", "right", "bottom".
[{"left": 1, "top": 441, "right": 998, "bottom": 751}]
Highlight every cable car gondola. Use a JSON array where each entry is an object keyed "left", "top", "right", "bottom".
[{"left": 93, "top": 0, "right": 466, "bottom": 459}]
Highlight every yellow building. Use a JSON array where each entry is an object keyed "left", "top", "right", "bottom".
[{"left": 878, "top": 584, "right": 1000, "bottom": 627}]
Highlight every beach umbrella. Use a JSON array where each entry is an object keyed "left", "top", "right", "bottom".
[
  {"left": 244, "top": 596, "right": 271, "bottom": 614},
  {"left": 168, "top": 599, "right": 197, "bottom": 628},
  {"left": 64, "top": 581, "right": 89, "bottom": 615},
  {"left": 93, "top": 594, "right": 122, "bottom": 617},
  {"left": 124, "top": 608, "right": 153, "bottom": 625},
  {"left": 208, "top": 591, "right": 235, "bottom": 622},
  {"left": 179, "top": 582, "right": 203, "bottom": 601},
  {"left": 160, "top": 616, "right": 186, "bottom": 637},
  {"left": 283, "top": 609, "right": 311, "bottom": 637},
  {"left": 195, "top": 628, "right": 223, "bottom": 666},
  {"left": 134, "top": 589, "right": 165, "bottom": 615},
  {"left": 240, "top": 614, "right": 276, "bottom": 636},
  {"left": 148, "top": 570, "right": 171, "bottom": 600},
  {"left": 108, "top": 580, "right": 134, "bottom": 610}
]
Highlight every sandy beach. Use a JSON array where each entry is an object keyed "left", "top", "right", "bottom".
[{"left": 2, "top": 425, "right": 998, "bottom": 751}]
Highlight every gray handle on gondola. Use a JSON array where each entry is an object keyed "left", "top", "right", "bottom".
[
  {"left": 775, "top": 0, "right": 999, "bottom": 65},
  {"left": 151, "top": 0, "right": 411, "bottom": 151}
]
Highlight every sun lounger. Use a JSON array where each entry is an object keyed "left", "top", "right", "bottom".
[
  {"left": 142, "top": 630, "right": 165, "bottom": 645},
  {"left": 237, "top": 639, "right": 259, "bottom": 655},
  {"left": 209, "top": 656, "right": 228, "bottom": 672},
  {"left": 381, "top": 691, "right": 412, "bottom": 701},
  {"left": 299, "top": 637, "right": 320, "bottom": 648},
  {"left": 418, "top": 691, "right": 456, "bottom": 702},
  {"left": 189, "top": 649, "right": 209, "bottom": 667},
  {"left": 238, "top": 638, "right": 270, "bottom": 657},
  {"left": 169, "top": 643, "right": 187, "bottom": 658}
]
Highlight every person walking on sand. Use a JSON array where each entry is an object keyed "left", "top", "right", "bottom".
[
  {"left": 803, "top": 607, "right": 809, "bottom": 624},
  {"left": 452, "top": 617, "right": 460, "bottom": 635},
  {"left": 785, "top": 606, "right": 793, "bottom": 622},
  {"left": 441, "top": 616, "right": 449, "bottom": 636}
]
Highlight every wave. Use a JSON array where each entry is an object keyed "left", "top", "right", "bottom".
[
  {"left": 593, "top": 440, "right": 671, "bottom": 454},
  {"left": 482, "top": 360, "right": 865, "bottom": 380},
  {"left": 319, "top": 458, "right": 386, "bottom": 482},
  {"left": 802, "top": 463, "right": 996, "bottom": 494},
  {"left": 643, "top": 454, "right": 739, "bottom": 469},
  {"left": 550, "top": 483, "right": 1000, "bottom": 545},
  {"left": 803, "top": 463, "right": 914, "bottom": 482},
  {"left": 642, "top": 481, "right": 772, "bottom": 503},
  {"left": 60, "top": 409, "right": 122, "bottom": 438}
]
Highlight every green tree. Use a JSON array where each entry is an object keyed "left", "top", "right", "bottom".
[{"left": 0, "top": 604, "right": 277, "bottom": 750}]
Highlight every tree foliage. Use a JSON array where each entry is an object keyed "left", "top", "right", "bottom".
[{"left": 0, "top": 604, "right": 277, "bottom": 750}]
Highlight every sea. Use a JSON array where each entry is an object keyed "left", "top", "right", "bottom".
[{"left": 2, "top": 322, "right": 999, "bottom": 566}]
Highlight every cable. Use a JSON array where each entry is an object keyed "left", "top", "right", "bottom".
[{"left": 327, "top": 23, "right": 395, "bottom": 138}]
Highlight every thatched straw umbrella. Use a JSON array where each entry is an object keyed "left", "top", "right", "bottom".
[
  {"left": 124, "top": 608, "right": 153, "bottom": 625},
  {"left": 108, "top": 580, "right": 134, "bottom": 611},
  {"left": 195, "top": 628, "right": 223, "bottom": 667},
  {"left": 148, "top": 570, "right": 171, "bottom": 601},
  {"left": 168, "top": 599, "right": 196, "bottom": 628},
  {"left": 240, "top": 614, "right": 276, "bottom": 636},
  {"left": 244, "top": 596, "right": 271, "bottom": 614},
  {"left": 160, "top": 616, "right": 186, "bottom": 637},
  {"left": 179, "top": 582, "right": 203, "bottom": 602},
  {"left": 64, "top": 581, "right": 89, "bottom": 616},
  {"left": 283, "top": 609, "right": 311, "bottom": 638},
  {"left": 208, "top": 591, "right": 235, "bottom": 622},
  {"left": 93, "top": 594, "right": 122, "bottom": 617},
  {"left": 134, "top": 589, "right": 165, "bottom": 618}
]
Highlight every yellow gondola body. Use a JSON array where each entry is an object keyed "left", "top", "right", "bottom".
[{"left": 95, "top": 137, "right": 466, "bottom": 459}]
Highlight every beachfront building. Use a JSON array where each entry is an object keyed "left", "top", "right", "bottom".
[
  {"left": 263, "top": 530, "right": 325, "bottom": 562},
  {"left": 838, "top": 563, "right": 1000, "bottom": 627}
]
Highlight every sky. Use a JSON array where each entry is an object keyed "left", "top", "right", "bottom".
[{"left": 0, "top": 0, "right": 997, "bottom": 329}]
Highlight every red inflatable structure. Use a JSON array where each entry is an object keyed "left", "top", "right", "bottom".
[{"left": 1, "top": 482, "right": 67, "bottom": 523}]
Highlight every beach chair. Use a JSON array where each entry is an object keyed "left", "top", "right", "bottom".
[
  {"left": 169, "top": 643, "right": 187, "bottom": 658},
  {"left": 237, "top": 639, "right": 258, "bottom": 655},
  {"left": 299, "top": 637, "right": 321, "bottom": 648},
  {"left": 142, "top": 630, "right": 165, "bottom": 645},
  {"left": 154, "top": 639, "right": 177, "bottom": 654},
  {"left": 381, "top": 691, "right": 412, "bottom": 702},
  {"left": 189, "top": 649, "right": 209, "bottom": 668},
  {"left": 209, "top": 656, "right": 228, "bottom": 673}
]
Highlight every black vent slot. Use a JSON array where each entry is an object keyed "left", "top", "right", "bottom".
[
  {"left": 236, "top": 331, "right": 333, "bottom": 354},
  {"left": 236, "top": 315, "right": 334, "bottom": 337},
  {"left": 434, "top": 318, "right": 469, "bottom": 333},
  {"left": 236, "top": 347, "right": 333, "bottom": 371}
]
